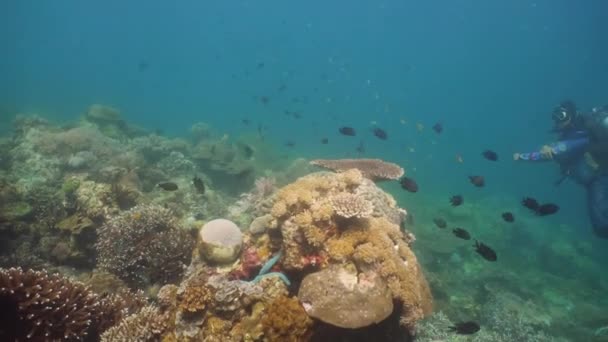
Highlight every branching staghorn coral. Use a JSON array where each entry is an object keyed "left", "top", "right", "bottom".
[{"left": 96, "top": 204, "right": 194, "bottom": 288}]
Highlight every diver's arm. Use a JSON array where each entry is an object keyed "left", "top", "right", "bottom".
[{"left": 514, "top": 137, "right": 590, "bottom": 162}]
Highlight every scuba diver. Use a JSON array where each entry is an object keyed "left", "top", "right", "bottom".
[{"left": 513, "top": 100, "right": 608, "bottom": 238}]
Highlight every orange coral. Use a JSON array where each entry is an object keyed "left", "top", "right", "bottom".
[{"left": 262, "top": 296, "right": 313, "bottom": 342}]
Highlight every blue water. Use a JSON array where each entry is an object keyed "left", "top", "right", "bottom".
[{"left": 2, "top": 0, "right": 608, "bottom": 337}]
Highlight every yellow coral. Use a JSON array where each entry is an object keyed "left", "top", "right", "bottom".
[
  {"left": 177, "top": 285, "right": 213, "bottom": 313},
  {"left": 302, "top": 225, "right": 326, "bottom": 247},
  {"left": 262, "top": 296, "right": 312, "bottom": 342},
  {"left": 339, "top": 168, "right": 364, "bottom": 186},
  {"left": 326, "top": 238, "right": 355, "bottom": 262},
  {"left": 310, "top": 201, "right": 333, "bottom": 222},
  {"left": 293, "top": 210, "right": 313, "bottom": 227},
  {"left": 270, "top": 201, "right": 287, "bottom": 218}
]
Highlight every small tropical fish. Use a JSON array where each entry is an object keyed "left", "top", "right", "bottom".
[
  {"left": 502, "top": 212, "right": 514, "bottom": 222},
  {"left": 416, "top": 122, "right": 424, "bottom": 132},
  {"left": 259, "top": 96, "right": 270, "bottom": 105},
  {"left": 399, "top": 177, "right": 418, "bottom": 193},
  {"left": 192, "top": 176, "right": 205, "bottom": 194},
  {"left": 522, "top": 197, "right": 539, "bottom": 211},
  {"left": 474, "top": 240, "right": 497, "bottom": 261},
  {"left": 256, "top": 62, "right": 265, "bottom": 69},
  {"left": 321, "top": 137, "right": 329, "bottom": 144},
  {"left": 449, "top": 321, "right": 480, "bottom": 335},
  {"left": 456, "top": 154, "right": 464, "bottom": 163},
  {"left": 482, "top": 150, "right": 498, "bottom": 161},
  {"left": 537, "top": 203, "right": 559, "bottom": 216},
  {"left": 432, "top": 122, "right": 443, "bottom": 134},
  {"left": 469, "top": 175, "right": 485, "bottom": 187},
  {"left": 452, "top": 227, "right": 471, "bottom": 240},
  {"left": 241, "top": 119, "right": 251, "bottom": 125},
  {"left": 285, "top": 141, "right": 296, "bottom": 148},
  {"left": 158, "top": 182, "right": 178, "bottom": 191},
  {"left": 450, "top": 195, "right": 463, "bottom": 206},
  {"left": 433, "top": 217, "right": 447, "bottom": 229},
  {"left": 339, "top": 126, "right": 356, "bottom": 136},
  {"left": 372, "top": 127, "right": 388, "bottom": 140}
]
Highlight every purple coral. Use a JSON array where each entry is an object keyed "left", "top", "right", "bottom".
[{"left": 96, "top": 204, "right": 194, "bottom": 288}]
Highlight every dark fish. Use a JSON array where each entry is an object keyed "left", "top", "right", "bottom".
[
  {"left": 192, "top": 176, "right": 205, "bottom": 194},
  {"left": 158, "top": 182, "right": 178, "bottom": 191},
  {"left": 278, "top": 84, "right": 287, "bottom": 92},
  {"left": 449, "top": 321, "right": 480, "bottom": 335},
  {"left": 501, "top": 212, "right": 514, "bottom": 222},
  {"left": 469, "top": 175, "right": 485, "bottom": 187},
  {"left": 432, "top": 122, "right": 443, "bottom": 134},
  {"left": 256, "top": 62, "right": 264, "bottom": 69},
  {"left": 433, "top": 218, "right": 447, "bottom": 229},
  {"left": 339, "top": 126, "right": 356, "bottom": 136},
  {"left": 450, "top": 195, "right": 463, "bottom": 206},
  {"left": 285, "top": 141, "right": 295, "bottom": 148},
  {"left": 372, "top": 127, "right": 388, "bottom": 140},
  {"left": 452, "top": 227, "right": 471, "bottom": 240},
  {"left": 321, "top": 138, "right": 329, "bottom": 144},
  {"left": 522, "top": 197, "right": 539, "bottom": 211},
  {"left": 537, "top": 203, "right": 559, "bottom": 216},
  {"left": 399, "top": 177, "right": 418, "bottom": 193},
  {"left": 482, "top": 150, "right": 498, "bottom": 161},
  {"left": 259, "top": 96, "right": 270, "bottom": 105},
  {"left": 241, "top": 119, "right": 251, "bottom": 125},
  {"left": 474, "top": 240, "right": 497, "bottom": 261}
]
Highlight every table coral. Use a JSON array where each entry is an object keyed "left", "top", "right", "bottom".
[{"left": 309, "top": 158, "right": 404, "bottom": 181}]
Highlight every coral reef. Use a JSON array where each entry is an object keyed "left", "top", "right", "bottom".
[
  {"left": 309, "top": 158, "right": 405, "bottom": 181},
  {"left": 267, "top": 169, "right": 432, "bottom": 334},
  {"left": 0, "top": 109, "right": 442, "bottom": 341},
  {"left": 96, "top": 204, "right": 194, "bottom": 288}
]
